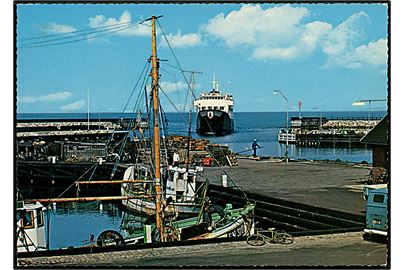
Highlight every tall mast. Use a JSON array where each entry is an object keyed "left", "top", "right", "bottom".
[
  {"left": 87, "top": 89, "right": 90, "bottom": 131},
  {"left": 151, "top": 15, "right": 166, "bottom": 242}
]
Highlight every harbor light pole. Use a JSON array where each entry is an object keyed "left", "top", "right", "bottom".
[
  {"left": 352, "top": 99, "right": 387, "bottom": 127},
  {"left": 273, "top": 90, "right": 289, "bottom": 163}
]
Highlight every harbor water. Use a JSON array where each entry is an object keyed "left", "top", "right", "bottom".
[
  {"left": 18, "top": 111, "right": 386, "bottom": 249},
  {"left": 18, "top": 110, "right": 386, "bottom": 163},
  {"left": 46, "top": 202, "right": 140, "bottom": 250}
]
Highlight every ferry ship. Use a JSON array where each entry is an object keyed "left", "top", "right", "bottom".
[{"left": 193, "top": 77, "right": 234, "bottom": 135}]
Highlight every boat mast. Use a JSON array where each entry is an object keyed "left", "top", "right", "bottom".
[{"left": 150, "top": 15, "right": 166, "bottom": 242}]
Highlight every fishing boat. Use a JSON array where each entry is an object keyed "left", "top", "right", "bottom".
[
  {"left": 16, "top": 201, "right": 48, "bottom": 252},
  {"left": 193, "top": 76, "right": 234, "bottom": 135},
  {"left": 98, "top": 202, "right": 255, "bottom": 246},
  {"left": 121, "top": 164, "right": 206, "bottom": 216},
  {"left": 110, "top": 15, "right": 253, "bottom": 244},
  {"left": 16, "top": 16, "right": 255, "bottom": 253}
]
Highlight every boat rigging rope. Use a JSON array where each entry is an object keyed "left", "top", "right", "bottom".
[
  {"left": 154, "top": 19, "right": 251, "bottom": 202},
  {"left": 18, "top": 20, "right": 142, "bottom": 49},
  {"left": 158, "top": 89, "right": 250, "bottom": 203},
  {"left": 110, "top": 67, "right": 150, "bottom": 178},
  {"left": 103, "top": 59, "right": 150, "bottom": 154},
  {"left": 156, "top": 19, "right": 197, "bottom": 101}
]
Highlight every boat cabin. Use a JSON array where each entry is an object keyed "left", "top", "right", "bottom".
[
  {"left": 16, "top": 201, "right": 47, "bottom": 252},
  {"left": 193, "top": 78, "right": 234, "bottom": 114}
]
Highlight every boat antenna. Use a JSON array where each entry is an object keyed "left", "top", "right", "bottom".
[
  {"left": 150, "top": 15, "right": 166, "bottom": 242},
  {"left": 212, "top": 74, "right": 215, "bottom": 91}
]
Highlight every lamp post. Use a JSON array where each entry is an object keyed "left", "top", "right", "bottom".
[
  {"left": 313, "top": 106, "right": 322, "bottom": 129},
  {"left": 273, "top": 90, "right": 289, "bottom": 163},
  {"left": 352, "top": 99, "right": 387, "bottom": 127}
]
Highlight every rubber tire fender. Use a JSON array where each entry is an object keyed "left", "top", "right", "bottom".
[{"left": 97, "top": 230, "right": 125, "bottom": 247}]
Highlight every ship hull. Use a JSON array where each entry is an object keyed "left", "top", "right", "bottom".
[{"left": 196, "top": 110, "right": 234, "bottom": 135}]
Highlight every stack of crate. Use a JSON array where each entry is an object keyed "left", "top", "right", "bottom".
[
  {"left": 226, "top": 155, "right": 238, "bottom": 166},
  {"left": 163, "top": 135, "right": 237, "bottom": 167}
]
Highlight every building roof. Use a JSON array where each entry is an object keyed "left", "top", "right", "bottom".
[{"left": 360, "top": 115, "right": 388, "bottom": 146}]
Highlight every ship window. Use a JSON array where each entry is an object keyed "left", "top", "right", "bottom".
[
  {"left": 17, "top": 210, "right": 34, "bottom": 229},
  {"left": 37, "top": 209, "right": 44, "bottom": 227},
  {"left": 202, "top": 107, "right": 206, "bottom": 110},
  {"left": 214, "top": 106, "right": 218, "bottom": 110},
  {"left": 208, "top": 106, "right": 212, "bottom": 110},
  {"left": 220, "top": 106, "right": 225, "bottom": 110},
  {"left": 373, "top": 194, "right": 385, "bottom": 203}
]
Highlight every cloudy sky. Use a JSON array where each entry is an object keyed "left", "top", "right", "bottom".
[{"left": 16, "top": 3, "right": 388, "bottom": 113}]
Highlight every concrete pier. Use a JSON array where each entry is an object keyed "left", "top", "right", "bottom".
[{"left": 203, "top": 157, "right": 370, "bottom": 215}]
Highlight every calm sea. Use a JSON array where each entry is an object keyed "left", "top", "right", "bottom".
[
  {"left": 18, "top": 110, "right": 386, "bottom": 163},
  {"left": 18, "top": 111, "right": 387, "bottom": 249}
]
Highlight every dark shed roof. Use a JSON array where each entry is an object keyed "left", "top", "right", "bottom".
[{"left": 360, "top": 115, "right": 388, "bottom": 146}]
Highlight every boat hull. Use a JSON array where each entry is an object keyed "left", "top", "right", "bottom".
[
  {"left": 121, "top": 187, "right": 201, "bottom": 216},
  {"left": 122, "top": 203, "right": 255, "bottom": 243},
  {"left": 196, "top": 110, "right": 234, "bottom": 135}
]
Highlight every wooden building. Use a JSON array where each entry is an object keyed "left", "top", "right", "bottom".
[{"left": 360, "top": 115, "right": 388, "bottom": 169}]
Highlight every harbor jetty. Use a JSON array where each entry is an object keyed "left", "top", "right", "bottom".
[{"left": 279, "top": 116, "right": 383, "bottom": 147}]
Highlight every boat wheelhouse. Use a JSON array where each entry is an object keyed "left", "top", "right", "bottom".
[{"left": 16, "top": 201, "right": 48, "bottom": 253}]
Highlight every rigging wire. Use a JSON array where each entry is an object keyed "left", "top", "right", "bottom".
[
  {"left": 159, "top": 67, "right": 182, "bottom": 108},
  {"left": 103, "top": 59, "right": 150, "bottom": 156},
  {"left": 155, "top": 36, "right": 249, "bottom": 201},
  {"left": 110, "top": 65, "right": 150, "bottom": 178},
  {"left": 18, "top": 20, "right": 138, "bottom": 42},
  {"left": 19, "top": 23, "right": 139, "bottom": 49},
  {"left": 19, "top": 22, "right": 137, "bottom": 47},
  {"left": 156, "top": 19, "right": 197, "bottom": 101},
  {"left": 122, "top": 60, "right": 151, "bottom": 113}
]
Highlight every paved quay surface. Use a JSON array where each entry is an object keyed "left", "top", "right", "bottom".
[
  {"left": 17, "top": 232, "right": 387, "bottom": 267},
  {"left": 202, "top": 157, "right": 371, "bottom": 215}
]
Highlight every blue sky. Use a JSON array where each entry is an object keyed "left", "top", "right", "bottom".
[{"left": 16, "top": 3, "right": 389, "bottom": 113}]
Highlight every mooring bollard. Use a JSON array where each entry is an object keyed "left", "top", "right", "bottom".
[{"left": 222, "top": 174, "right": 228, "bottom": 187}]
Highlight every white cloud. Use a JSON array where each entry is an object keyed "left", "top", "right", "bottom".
[
  {"left": 322, "top": 12, "right": 368, "bottom": 57},
  {"left": 326, "top": 38, "right": 388, "bottom": 69},
  {"left": 203, "top": 5, "right": 387, "bottom": 70},
  {"left": 18, "top": 91, "right": 72, "bottom": 104},
  {"left": 40, "top": 23, "right": 77, "bottom": 34},
  {"left": 320, "top": 12, "right": 388, "bottom": 69},
  {"left": 354, "top": 38, "right": 388, "bottom": 66},
  {"left": 160, "top": 81, "right": 189, "bottom": 93},
  {"left": 61, "top": 100, "right": 86, "bottom": 111},
  {"left": 251, "top": 21, "right": 332, "bottom": 60},
  {"left": 160, "top": 31, "right": 202, "bottom": 48},
  {"left": 203, "top": 4, "right": 309, "bottom": 48},
  {"left": 88, "top": 10, "right": 150, "bottom": 37}
]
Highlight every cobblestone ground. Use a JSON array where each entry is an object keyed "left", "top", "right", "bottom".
[{"left": 17, "top": 232, "right": 388, "bottom": 267}]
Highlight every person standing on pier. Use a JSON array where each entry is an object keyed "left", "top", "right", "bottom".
[{"left": 251, "top": 138, "right": 261, "bottom": 157}]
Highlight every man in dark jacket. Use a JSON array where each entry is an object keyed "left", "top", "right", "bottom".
[{"left": 252, "top": 138, "right": 261, "bottom": 157}]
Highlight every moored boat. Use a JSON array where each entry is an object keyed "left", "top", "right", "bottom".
[
  {"left": 121, "top": 164, "right": 205, "bottom": 216},
  {"left": 16, "top": 201, "right": 48, "bottom": 253}
]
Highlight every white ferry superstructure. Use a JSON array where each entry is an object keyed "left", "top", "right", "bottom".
[{"left": 193, "top": 77, "right": 234, "bottom": 135}]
